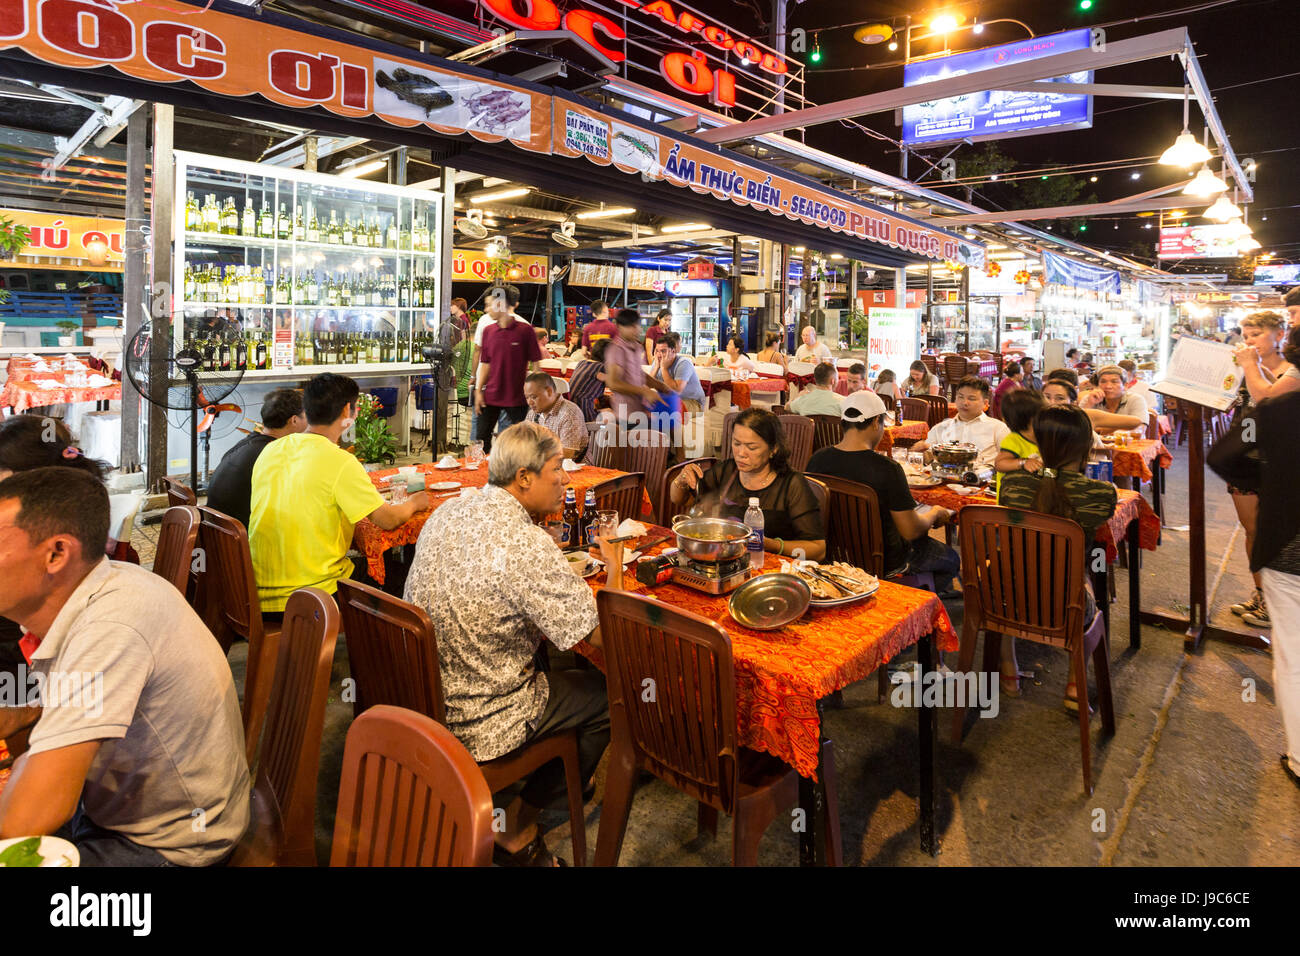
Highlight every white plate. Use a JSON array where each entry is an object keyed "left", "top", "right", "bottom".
[
  {"left": 0, "top": 835, "right": 79, "bottom": 867},
  {"left": 428, "top": 481, "right": 460, "bottom": 491},
  {"left": 590, "top": 550, "right": 641, "bottom": 567},
  {"left": 434, "top": 461, "right": 460, "bottom": 470}
]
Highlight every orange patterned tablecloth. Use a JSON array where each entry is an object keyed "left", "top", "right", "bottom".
[
  {"left": 1, "top": 380, "right": 120, "bottom": 412},
  {"left": 718, "top": 376, "right": 786, "bottom": 409},
  {"left": 876, "top": 420, "right": 930, "bottom": 457},
  {"left": 0, "top": 739, "right": 10, "bottom": 795},
  {"left": 353, "top": 459, "right": 654, "bottom": 585},
  {"left": 579, "top": 545, "right": 957, "bottom": 780},
  {"left": 912, "top": 486, "right": 1160, "bottom": 563},
  {"left": 1112, "top": 439, "right": 1172, "bottom": 483}
]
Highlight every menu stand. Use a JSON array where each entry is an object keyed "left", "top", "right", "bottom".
[{"left": 1137, "top": 400, "right": 1268, "bottom": 652}]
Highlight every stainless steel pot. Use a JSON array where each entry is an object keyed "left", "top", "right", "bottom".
[{"left": 671, "top": 515, "right": 752, "bottom": 563}]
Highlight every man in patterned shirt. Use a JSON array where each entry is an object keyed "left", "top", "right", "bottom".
[
  {"left": 523, "top": 372, "right": 587, "bottom": 460},
  {"left": 404, "top": 422, "right": 622, "bottom": 866}
]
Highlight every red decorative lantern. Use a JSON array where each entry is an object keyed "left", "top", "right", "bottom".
[
  {"left": 1013, "top": 269, "right": 1031, "bottom": 285},
  {"left": 985, "top": 261, "right": 1002, "bottom": 278}
]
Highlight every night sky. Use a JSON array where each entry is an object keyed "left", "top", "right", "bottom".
[{"left": 681, "top": 0, "right": 1300, "bottom": 267}]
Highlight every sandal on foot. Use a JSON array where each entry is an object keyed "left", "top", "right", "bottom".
[
  {"left": 1064, "top": 683, "right": 1094, "bottom": 716},
  {"left": 493, "top": 833, "right": 567, "bottom": 867},
  {"left": 1000, "top": 670, "right": 1022, "bottom": 698}
]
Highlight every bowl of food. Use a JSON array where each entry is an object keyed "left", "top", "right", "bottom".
[
  {"left": 930, "top": 441, "right": 978, "bottom": 467},
  {"left": 671, "top": 515, "right": 752, "bottom": 563},
  {"left": 565, "top": 551, "right": 595, "bottom": 576}
]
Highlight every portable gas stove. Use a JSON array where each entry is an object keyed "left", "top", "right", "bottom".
[{"left": 669, "top": 553, "right": 753, "bottom": 595}]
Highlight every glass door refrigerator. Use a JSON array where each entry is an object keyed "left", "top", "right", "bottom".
[
  {"left": 664, "top": 279, "right": 721, "bottom": 356},
  {"left": 694, "top": 294, "right": 722, "bottom": 354},
  {"left": 669, "top": 296, "right": 695, "bottom": 355}
]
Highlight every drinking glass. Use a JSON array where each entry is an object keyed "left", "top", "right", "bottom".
[
  {"left": 907, "top": 451, "right": 925, "bottom": 470},
  {"left": 891, "top": 447, "right": 908, "bottom": 465},
  {"left": 388, "top": 478, "right": 408, "bottom": 505},
  {"left": 596, "top": 509, "right": 619, "bottom": 543},
  {"left": 465, "top": 441, "right": 485, "bottom": 469}
]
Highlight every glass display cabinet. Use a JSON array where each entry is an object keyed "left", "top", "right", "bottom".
[{"left": 172, "top": 151, "right": 444, "bottom": 376}]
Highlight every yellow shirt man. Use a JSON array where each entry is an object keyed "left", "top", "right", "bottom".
[{"left": 249, "top": 432, "right": 384, "bottom": 612}]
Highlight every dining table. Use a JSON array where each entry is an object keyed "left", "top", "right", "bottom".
[
  {"left": 1110, "top": 438, "right": 1173, "bottom": 522},
  {"left": 574, "top": 526, "right": 959, "bottom": 864},
  {"left": 716, "top": 375, "right": 786, "bottom": 409},
  {"left": 352, "top": 458, "right": 655, "bottom": 585},
  {"left": 876, "top": 419, "right": 931, "bottom": 457},
  {"left": 912, "top": 484, "right": 1161, "bottom": 649},
  {"left": 1, "top": 356, "right": 120, "bottom": 413},
  {"left": 0, "top": 739, "right": 10, "bottom": 795}
]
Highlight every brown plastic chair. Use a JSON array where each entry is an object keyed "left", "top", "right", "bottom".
[
  {"left": 899, "top": 397, "right": 928, "bottom": 425},
  {"left": 950, "top": 506, "right": 1115, "bottom": 795},
  {"left": 330, "top": 705, "right": 495, "bottom": 867},
  {"left": 591, "top": 471, "right": 646, "bottom": 524},
  {"left": 229, "top": 586, "right": 339, "bottom": 866},
  {"left": 583, "top": 422, "right": 619, "bottom": 469},
  {"left": 720, "top": 410, "right": 740, "bottom": 460},
  {"left": 161, "top": 475, "right": 197, "bottom": 507},
  {"left": 878, "top": 393, "right": 896, "bottom": 414},
  {"left": 615, "top": 431, "right": 670, "bottom": 519},
  {"left": 777, "top": 415, "right": 815, "bottom": 472},
  {"left": 152, "top": 505, "right": 199, "bottom": 595},
  {"left": 593, "top": 590, "right": 841, "bottom": 866},
  {"left": 658, "top": 457, "right": 716, "bottom": 526},
  {"left": 943, "top": 355, "right": 969, "bottom": 399},
  {"left": 1146, "top": 410, "right": 1160, "bottom": 441},
  {"left": 915, "top": 394, "right": 951, "bottom": 428},
  {"left": 334, "top": 578, "right": 590, "bottom": 866},
  {"left": 808, "top": 414, "right": 842, "bottom": 454},
  {"left": 196, "top": 506, "right": 281, "bottom": 766},
  {"left": 920, "top": 355, "right": 939, "bottom": 379}
]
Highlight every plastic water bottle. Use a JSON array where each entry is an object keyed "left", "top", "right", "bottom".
[{"left": 744, "top": 497, "right": 765, "bottom": 571}]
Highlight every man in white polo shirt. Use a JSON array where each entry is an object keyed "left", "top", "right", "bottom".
[
  {"left": 0, "top": 468, "right": 249, "bottom": 866},
  {"left": 912, "top": 375, "right": 1009, "bottom": 470}
]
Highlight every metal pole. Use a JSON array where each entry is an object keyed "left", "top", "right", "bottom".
[
  {"left": 120, "top": 106, "right": 147, "bottom": 472},
  {"left": 304, "top": 135, "right": 318, "bottom": 172},
  {"left": 436, "top": 165, "right": 455, "bottom": 454},
  {"left": 147, "top": 103, "right": 173, "bottom": 488},
  {"left": 770, "top": 0, "right": 787, "bottom": 115}
]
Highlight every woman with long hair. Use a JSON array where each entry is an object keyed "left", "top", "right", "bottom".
[
  {"left": 905, "top": 359, "right": 939, "bottom": 397},
  {"left": 566, "top": 337, "right": 609, "bottom": 422},
  {"left": 1223, "top": 314, "right": 1299, "bottom": 628},
  {"left": 669, "top": 407, "right": 825, "bottom": 560},
  {"left": 719, "top": 335, "right": 756, "bottom": 377},
  {"left": 755, "top": 330, "right": 790, "bottom": 376},
  {"left": 998, "top": 405, "right": 1117, "bottom": 712}
]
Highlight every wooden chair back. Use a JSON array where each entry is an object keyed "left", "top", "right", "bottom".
[
  {"left": 878, "top": 392, "right": 896, "bottom": 413},
  {"left": 616, "top": 430, "right": 671, "bottom": 513},
  {"left": 943, "top": 355, "right": 969, "bottom": 396},
  {"left": 255, "top": 587, "right": 339, "bottom": 866},
  {"left": 720, "top": 411, "right": 739, "bottom": 460},
  {"left": 196, "top": 507, "right": 279, "bottom": 766},
  {"left": 916, "top": 394, "right": 951, "bottom": 427},
  {"left": 920, "top": 355, "right": 938, "bottom": 378},
  {"left": 957, "top": 506, "right": 1087, "bottom": 649},
  {"left": 335, "top": 579, "right": 445, "bottom": 722},
  {"left": 807, "top": 472, "right": 885, "bottom": 576},
  {"left": 583, "top": 421, "right": 619, "bottom": 469},
  {"left": 330, "top": 705, "right": 494, "bottom": 867},
  {"left": 805, "top": 476, "right": 829, "bottom": 536},
  {"left": 808, "top": 414, "right": 842, "bottom": 455},
  {"left": 658, "top": 457, "right": 716, "bottom": 525},
  {"left": 596, "top": 590, "right": 740, "bottom": 812},
  {"left": 161, "top": 475, "right": 197, "bottom": 507},
  {"left": 777, "top": 415, "right": 815, "bottom": 472},
  {"left": 592, "top": 471, "right": 646, "bottom": 523},
  {"left": 152, "top": 506, "right": 199, "bottom": 595},
  {"left": 899, "top": 397, "right": 928, "bottom": 424}
]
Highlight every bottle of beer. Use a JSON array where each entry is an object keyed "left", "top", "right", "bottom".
[
  {"left": 581, "top": 489, "right": 599, "bottom": 546},
  {"left": 561, "top": 488, "right": 581, "bottom": 549}
]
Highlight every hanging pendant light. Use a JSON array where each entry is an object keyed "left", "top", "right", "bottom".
[
  {"left": 1237, "top": 236, "right": 1261, "bottom": 253},
  {"left": 1202, "top": 194, "right": 1241, "bottom": 221},
  {"left": 1183, "top": 165, "right": 1227, "bottom": 197},
  {"left": 1160, "top": 87, "right": 1212, "bottom": 168},
  {"left": 1221, "top": 218, "right": 1252, "bottom": 239}
]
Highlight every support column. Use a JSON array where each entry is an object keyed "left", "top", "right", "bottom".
[
  {"left": 146, "top": 103, "right": 174, "bottom": 488},
  {"left": 120, "top": 107, "right": 148, "bottom": 472},
  {"left": 436, "top": 165, "right": 455, "bottom": 454},
  {"left": 304, "top": 136, "right": 318, "bottom": 172},
  {"left": 847, "top": 260, "right": 858, "bottom": 349}
]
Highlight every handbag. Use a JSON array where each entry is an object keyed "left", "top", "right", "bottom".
[{"left": 1207, "top": 390, "right": 1262, "bottom": 493}]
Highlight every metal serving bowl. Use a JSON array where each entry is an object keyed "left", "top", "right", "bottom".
[
  {"left": 671, "top": 515, "right": 753, "bottom": 563},
  {"left": 930, "top": 441, "right": 978, "bottom": 466},
  {"left": 728, "top": 573, "right": 812, "bottom": 630}
]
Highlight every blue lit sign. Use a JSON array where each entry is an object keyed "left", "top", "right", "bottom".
[
  {"left": 1253, "top": 263, "right": 1300, "bottom": 285},
  {"left": 902, "top": 29, "right": 1094, "bottom": 146}
]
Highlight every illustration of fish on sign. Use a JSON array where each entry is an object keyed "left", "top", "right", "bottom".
[{"left": 376, "top": 67, "right": 454, "bottom": 116}]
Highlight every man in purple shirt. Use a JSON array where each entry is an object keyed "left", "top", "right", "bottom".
[
  {"left": 605, "top": 308, "right": 661, "bottom": 428},
  {"left": 990, "top": 361, "right": 1023, "bottom": 420},
  {"left": 474, "top": 284, "right": 544, "bottom": 452},
  {"left": 580, "top": 300, "right": 616, "bottom": 352}
]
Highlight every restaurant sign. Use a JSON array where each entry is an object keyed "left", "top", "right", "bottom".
[
  {"left": 1, "top": 208, "right": 125, "bottom": 267},
  {"left": 1157, "top": 225, "right": 1243, "bottom": 260},
  {"left": 452, "top": 248, "right": 547, "bottom": 283},
  {"left": 866, "top": 308, "right": 921, "bottom": 381},
  {"left": 553, "top": 99, "right": 984, "bottom": 267}
]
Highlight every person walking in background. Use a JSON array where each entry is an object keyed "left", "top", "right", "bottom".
[
  {"left": 474, "top": 284, "right": 544, "bottom": 452},
  {"left": 580, "top": 300, "right": 616, "bottom": 351},
  {"left": 604, "top": 308, "right": 659, "bottom": 426},
  {"left": 568, "top": 338, "right": 609, "bottom": 422}
]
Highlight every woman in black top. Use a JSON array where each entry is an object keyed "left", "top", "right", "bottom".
[{"left": 669, "top": 407, "right": 825, "bottom": 560}]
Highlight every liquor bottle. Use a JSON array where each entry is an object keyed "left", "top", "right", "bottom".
[
  {"left": 203, "top": 334, "right": 217, "bottom": 372},
  {"left": 220, "top": 197, "right": 238, "bottom": 235},
  {"left": 185, "top": 192, "right": 201, "bottom": 232},
  {"left": 340, "top": 277, "right": 352, "bottom": 308},
  {"left": 561, "top": 488, "right": 581, "bottom": 549},
  {"left": 385, "top": 217, "right": 398, "bottom": 249},
  {"left": 293, "top": 206, "right": 305, "bottom": 242},
  {"left": 581, "top": 489, "right": 599, "bottom": 546},
  {"left": 326, "top": 211, "right": 340, "bottom": 245},
  {"left": 200, "top": 194, "right": 218, "bottom": 233},
  {"left": 305, "top": 272, "right": 319, "bottom": 306},
  {"left": 400, "top": 222, "right": 411, "bottom": 251},
  {"left": 218, "top": 334, "right": 232, "bottom": 372},
  {"left": 399, "top": 275, "right": 410, "bottom": 309},
  {"left": 255, "top": 331, "right": 268, "bottom": 370},
  {"left": 234, "top": 332, "right": 248, "bottom": 371},
  {"left": 342, "top": 215, "right": 354, "bottom": 246},
  {"left": 241, "top": 201, "right": 256, "bottom": 237},
  {"left": 277, "top": 203, "right": 291, "bottom": 241},
  {"left": 325, "top": 277, "right": 339, "bottom": 308},
  {"left": 258, "top": 203, "right": 274, "bottom": 239},
  {"left": 367, "top": 332, "right": 380, "bottom": 364},
  {"left": 306, "top": 210, "right": 320, "bottom": 244}
]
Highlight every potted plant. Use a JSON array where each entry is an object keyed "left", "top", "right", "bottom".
[
  {"left": 351, "top": 392, "right": 398, "bottom": 470},
  {"left": 55, "top": 320, "right": 80, "bottom": 347},
  {"left": 0, "top": 214, "right": 30, "bottom": 261}
]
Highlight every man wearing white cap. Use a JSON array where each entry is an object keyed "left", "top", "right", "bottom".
[{"left": 806, "top": 390, "right": 960, "bottom": 586}]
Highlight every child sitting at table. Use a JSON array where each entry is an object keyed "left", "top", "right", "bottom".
[
  {"left": 999, "top": 405, "right": 1117, "bottom": 713},
  {"left": 994, "top": 388, "right": 1045, "bottom": 496}
]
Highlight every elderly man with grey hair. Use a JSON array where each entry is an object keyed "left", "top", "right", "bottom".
[{"left": 404, "top": 421, "right": 621, "bottom": 866}]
